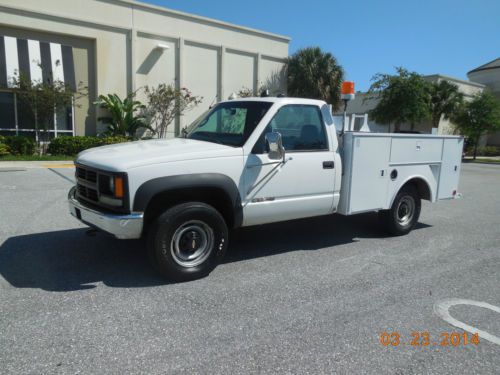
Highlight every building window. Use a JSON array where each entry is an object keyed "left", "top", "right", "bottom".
[
  {"left": 0, "top": 90, "right": 74, "bottom": 138},
  {"left": 1, "top": 35, "right": 77, "bottom": 138},
  {"left": 0, "top": 92, "right": 16, "bottom": 130}
]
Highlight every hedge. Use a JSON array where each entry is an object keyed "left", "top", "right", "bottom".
[
  {"left": 465, "top": 145, "right": 500, "bottom": 157},
  {"left": 47, "top": 135, "right": 130, "bottom": 155},
  {"left": 0, "top": 142, "right": 9, "bottom": 156},
  {"left": 0, "top": 135, "right": 36, "bottom": 156}
]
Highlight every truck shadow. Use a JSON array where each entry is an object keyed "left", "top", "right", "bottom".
[
  {"left": 226, "top": 213, "right": 429, "bottom": 263},
  {"left": 0, "top": 213, "right": 430, "bottom": 292}
]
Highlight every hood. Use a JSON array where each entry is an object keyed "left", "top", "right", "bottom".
[{"left": 76, "top": 138, "right": 241, "bottom": 171}]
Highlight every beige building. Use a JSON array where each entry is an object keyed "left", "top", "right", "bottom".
[{"left": 0, "top": 0, "right": 290, "bottom": 138}]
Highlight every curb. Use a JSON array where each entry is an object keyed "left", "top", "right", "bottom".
[{"left": 0, "top": 161, "right": 75, "bottom": 169}]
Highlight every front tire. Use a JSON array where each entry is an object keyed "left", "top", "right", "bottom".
[
  {"left": 147, "top": 202, "right": 228, "bottom": 282},
  {"left": 379, "top": 185, "right": 421, "bottom": 236}
]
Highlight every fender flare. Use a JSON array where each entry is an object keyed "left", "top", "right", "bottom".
[
  {"left": 389, "top": 175, "right": 435, "bottom": 208},
  {"left": 133, "top": 173, "right": 243, "bottom": 227}
]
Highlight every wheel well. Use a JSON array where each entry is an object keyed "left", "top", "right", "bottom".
[
  {"left": 402, "top": 178, "right": 432, "bottom": 201},
  {"left": 143, "top": 187, "right": 235, "bottom": 232}
]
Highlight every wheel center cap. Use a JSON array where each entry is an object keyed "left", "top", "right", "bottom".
[
  {"left": 189, "top": 231, "right": 199, "bottom": 251},
  {"left": 400, "top": 204, "right": 408, "bottom": 217}
]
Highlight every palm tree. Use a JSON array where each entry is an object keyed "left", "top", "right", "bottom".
[
  {"left": 95, "top": 93, "right": 153, "bottom": 138},
  {"left": 428, "top": 80, "right": 464, "bottom": 129},
  {"left": 286, "top": 47, "right": 344, "bottom": 111}
]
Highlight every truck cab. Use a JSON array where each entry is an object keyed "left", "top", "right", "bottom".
[{"left": 69, "top": 97, "right": 463, "bottom": 281}]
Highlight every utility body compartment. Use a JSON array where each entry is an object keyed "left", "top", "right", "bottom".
[{"left": 337, "top": 133, "right": 464, "bottom": 215}]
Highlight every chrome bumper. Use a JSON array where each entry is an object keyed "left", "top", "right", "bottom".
[{"left": 68, "top": 186, "right": 143, "bottom": 239}]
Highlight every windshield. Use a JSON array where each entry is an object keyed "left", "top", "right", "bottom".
[{"left": 185, "top": 101, "right": 273, "bottom": 147}]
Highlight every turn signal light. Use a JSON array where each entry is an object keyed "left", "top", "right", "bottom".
[{"left": 114, "top": 177, "right": 124, "bottom": 198}]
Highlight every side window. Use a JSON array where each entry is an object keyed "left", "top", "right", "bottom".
[{"left": 272, "top": 105, "right": 328, "bottom": 151}]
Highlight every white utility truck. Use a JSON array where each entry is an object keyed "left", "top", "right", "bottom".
[{"left": 68, "top": 97, "right": 463, "bottom": 281}]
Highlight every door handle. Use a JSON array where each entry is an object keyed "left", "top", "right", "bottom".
[{"left": 323, "top": 161, "right": 334, "bottom": 169}]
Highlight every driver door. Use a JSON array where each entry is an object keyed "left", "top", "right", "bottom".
[{"left": 242, "top": 104, "right": 336, "bottom": 226}]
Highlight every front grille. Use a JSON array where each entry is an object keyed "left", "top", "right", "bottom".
[
  {"left": 75, "top": 164, "right": 128, "bottom": 214},
  {"left": 76, "top": 167, "right": 97, "bottom": 183},
  {"left": 76, "top": 165, "right": 99, "bottom": 204},
  {"left": 77, "top": 184, "right": 98, "bottom": 202}
]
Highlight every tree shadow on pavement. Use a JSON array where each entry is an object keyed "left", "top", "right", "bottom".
[{"left": 0, "top": 213, "right": 430, "bottom": 292}]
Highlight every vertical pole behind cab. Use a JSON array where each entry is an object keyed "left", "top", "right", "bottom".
[{"left": 341, "top": 99, "right": 349, "bottom": 136}]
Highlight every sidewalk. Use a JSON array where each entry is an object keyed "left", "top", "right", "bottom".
[{"left": 0, "top": 161, "right": 74, "bottom": 170}]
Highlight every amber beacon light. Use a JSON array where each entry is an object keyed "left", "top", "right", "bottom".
[{"left": 341, "top": 81, "right": 355, "bottom": 101}]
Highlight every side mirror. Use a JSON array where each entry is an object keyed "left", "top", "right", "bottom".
[{"left": 265, "top": 132, "right": 285, "bottom": 161}]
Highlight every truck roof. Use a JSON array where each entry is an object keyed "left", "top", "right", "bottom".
[{"left": 225, "top": 97, "right": 328, "bottom": 106}]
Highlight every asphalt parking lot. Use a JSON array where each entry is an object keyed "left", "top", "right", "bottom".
[{"left": 0, "top": 162, "right": 499, "bottom": 374}]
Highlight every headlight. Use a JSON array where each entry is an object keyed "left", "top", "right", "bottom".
[
  {"left": 109, "top": 177, "right": 115, "bottom": 194},
  {"left": 98, "top": 175, "right": 125, "bottom": 206}
]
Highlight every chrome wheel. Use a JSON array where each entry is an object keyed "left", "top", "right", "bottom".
[
  {"left": 396, "top": 196, "right": 415, "bottom": 226},
  {"left": 170, "top": 220, "right": 214, "bottom": 268}
]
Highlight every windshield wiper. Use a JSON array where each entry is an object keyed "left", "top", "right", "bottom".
[
  {"left": 205, "top": 136, "right": 224, "bottom": 145},
  {"left": 190, "top": 132, "right": 226, "bottom": 145}
]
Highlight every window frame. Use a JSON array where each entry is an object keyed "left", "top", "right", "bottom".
[
  {"left": 252, "top": 103, "right": 330, "bottom": 154},
  {"left": 0, "top": 88, "right": 75, "bottom": 140}
]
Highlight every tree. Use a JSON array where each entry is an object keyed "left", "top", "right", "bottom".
[
  {"left": 12, "top": 71, "right": 87, "bottom": 147},
  {"left": 144, "top": 84, "right": 202, "bottom": 138},
  {"left": 95, "top": 93, "right": 152, "bottom": 138},
  {"left": 236, "top": 85, "right": 267, "bottom": 98},
  {"left": 286, "top": 47, "right": 344, "bottom": 110},
  {"left": 367, "top": 67, "right": 430, "bottom": 132},
  {"left": 453, "top": 91, "right": 500, "bottom": 159},
  {"left": 428, "top": 80, "right": 464, "bottom": 129}
]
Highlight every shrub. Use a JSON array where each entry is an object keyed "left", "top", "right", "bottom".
[
  {"left": 465, "top": 145, "right": 500, "bottom": 157},
  {"left": 144, "top": 84, "right": 202, "bottom": 138},
  {"left": 2, "top": 136, "right": 36, "bottom": 155},
  {"left": 47, "top": 135, "right": 130, "bottom": 155},
  {"left": 0, "top": 142, "right": 10, "bottom": 156},
  {"left": 95, "top": 93, "right": 152, "bottom": 138},
  {"left": 99, "top": 135, "right": 130, "bottom": 146},
  {"left": 47, "top": 136, "right": 99, "bottom": 155}
]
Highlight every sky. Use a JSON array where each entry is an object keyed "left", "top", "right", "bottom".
[{"left": 143, "top": 0, "right": 500, "bottom": 92}]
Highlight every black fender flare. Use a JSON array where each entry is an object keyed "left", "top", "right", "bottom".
[{"left": 133, "top": 173, "right": 243, "bottom": 228}]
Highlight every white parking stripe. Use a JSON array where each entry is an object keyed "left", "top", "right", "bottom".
[{"left": 434, "top": 299, "right": 500, "bottom": 346}]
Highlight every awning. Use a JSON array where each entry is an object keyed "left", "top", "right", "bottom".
[{"left": 0, "top": 35, "right": 76, "bottom": 91}]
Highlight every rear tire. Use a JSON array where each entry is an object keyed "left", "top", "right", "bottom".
[
  {"left": 147, "top": 202, "right": 228, "bottom": 282},
  {"left": 380, "top": 185, "right": 421, "bottom": 236}
]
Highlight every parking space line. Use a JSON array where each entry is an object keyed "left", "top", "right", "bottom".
[
  {"left": 48, "top": 168, "right": 75, "bottom": 184},
  {"left": 41, "top": 164, "right": 74, "bottom": 169},
  {"left": 434, "top": 299, "right": 500, "bottom": 346}
]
